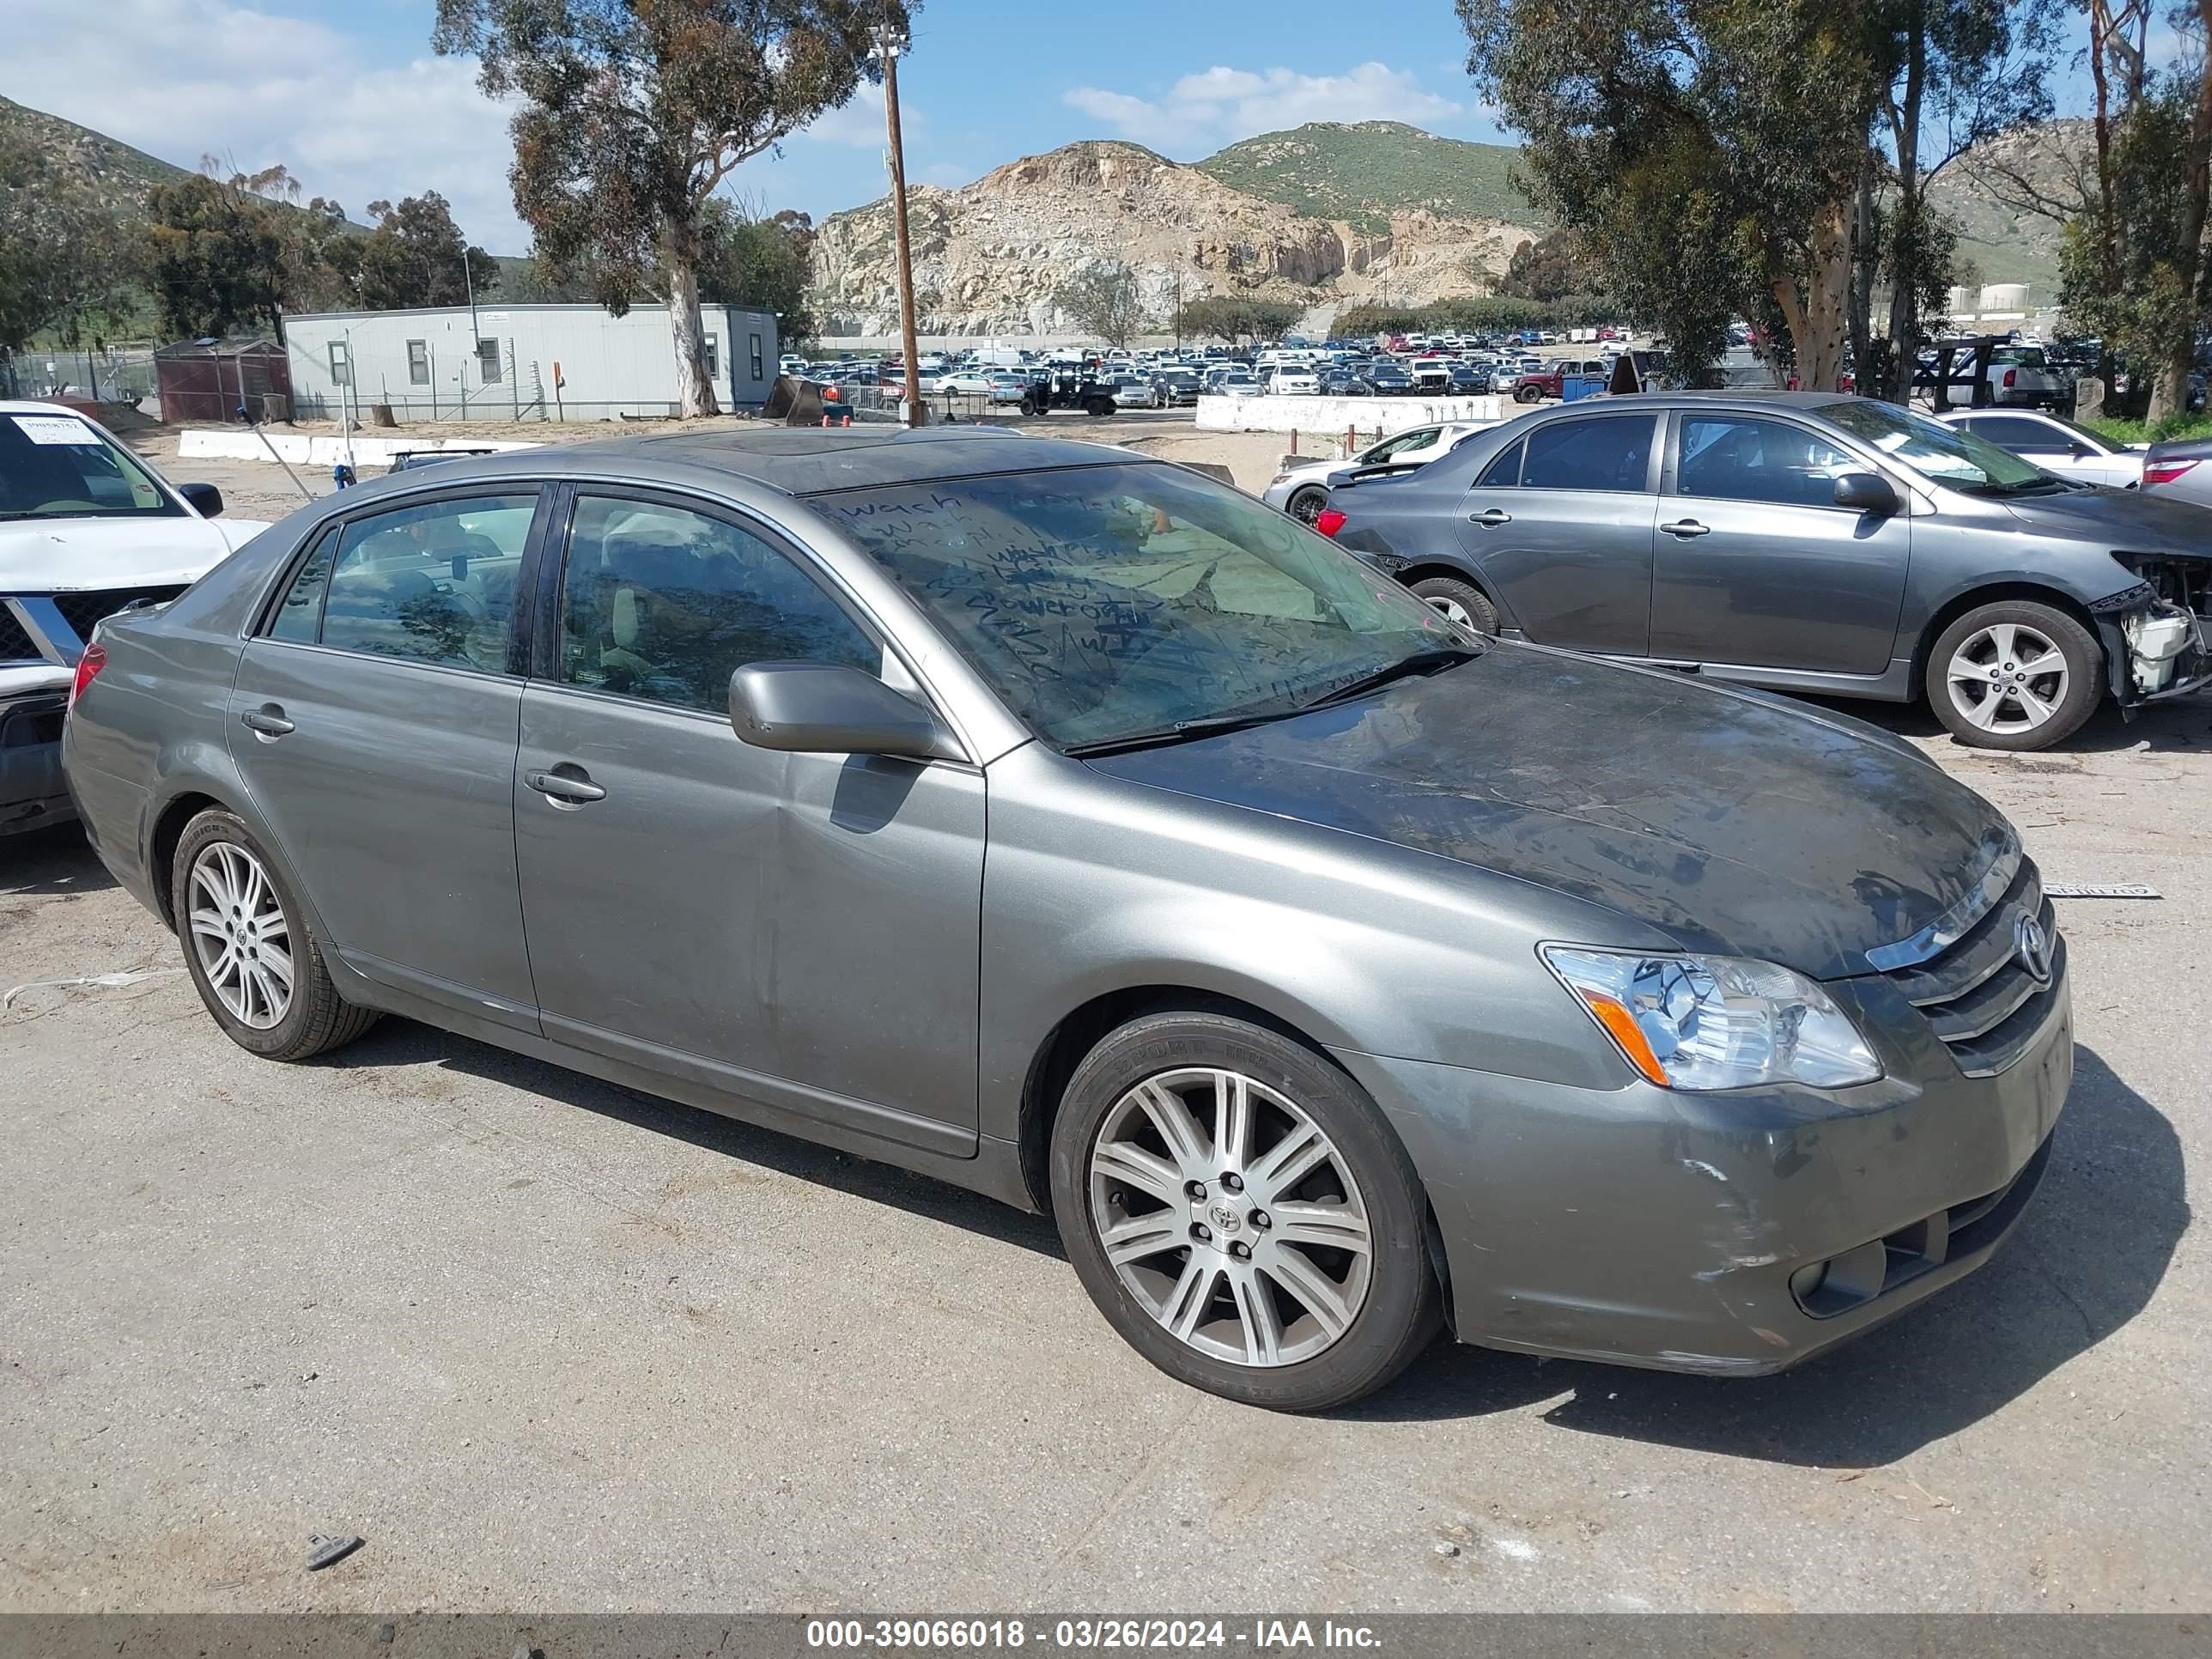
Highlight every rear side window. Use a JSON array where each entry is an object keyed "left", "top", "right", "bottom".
[
  {"left": 1521, "top": 416, "right": 1656, "bottom": 493},
  {"left": 1475, "top": 439, "right": 1524, "bottom": 488},
  {"left": 268, "top": 528, "right": 337, "bottom": 642},
  {"left": 266, "top": 494, "right": 536, "bottom": 675}
]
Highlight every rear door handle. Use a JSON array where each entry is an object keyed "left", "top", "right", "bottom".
[
  {"left": 240, "top": 705, "right": 295, "bottom": 738},
  {"left": 524, "top": 768, "right": 606, "bottom": 805},
  {"left": 1469, "top": 507, "right": 1513, "bottom": 526},
  {"left": 1660, "top": 519, "right": 1711, "bottom": 538}
]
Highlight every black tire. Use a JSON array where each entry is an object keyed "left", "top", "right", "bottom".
[
  {"left": 1049, "top": 1012, "right": 1441, "bottom": 1412},
  {"left": 1514, "top": 384, "right": 1542, "bottom": 404},
  {"left": 172, "top": 808, "right": 380, "bottom": 1060},
  {"left": 1408, "top": 574, "right": 1499, "bottom": 634},
  {"left": 1925, "top": 599, "right": 2103, "bottom": 750},
  {"left": 1285, "top": 485, "right": 1329, "bottom": 526},
  {"left": 1085, "top": 397, "right": 1112, "bottom": 416}
]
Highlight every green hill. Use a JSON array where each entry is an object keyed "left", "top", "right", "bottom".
[{"left": 1196, "top": 120, "right": 1541, "bottom": 232}]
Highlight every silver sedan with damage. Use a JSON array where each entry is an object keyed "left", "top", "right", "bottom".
[{"left": 64, "top": 428, "right": 2070, "bottom": 1410}]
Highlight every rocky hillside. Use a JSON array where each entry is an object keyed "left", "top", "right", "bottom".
[
  {"left": 1196, "top": 120, "right": 1539, "bottom": 233},
  {"left": 0, "top": 94, "right": 198, "bottom": 214},
  {"left": 811, "top": 138, "right": 1540, "bottom": 337}
]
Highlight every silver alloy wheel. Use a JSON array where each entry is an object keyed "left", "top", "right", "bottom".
[
  {"left": 1425, "top": 595, "right": 1474, "bottom": 628},
  {"left": 185, "top": 841, "right": 294, "bottom": 1030},
  {"left": 1087, "top": 1067, "right": 1373, "bottom": 1368},
  {"left": 1944, "top": 621, "right": 2070, "bottom": 735}
]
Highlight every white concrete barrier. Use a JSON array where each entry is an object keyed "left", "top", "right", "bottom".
[
  {"left": 176, "top": 430, "right": 544, "bottom": 467},
  {"left": 1194, "top": 393, "right": 1508, "bottom": 437}
]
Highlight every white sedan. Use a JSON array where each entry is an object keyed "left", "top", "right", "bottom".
[
  {"left": 1937, "top": 409, "right": 2147, "bottom": 488},
  {"left": 927, "top": 369, "right": 998, "bottom": 395},
  {"left": 1261, "top": 421, "right": 1494, "bottom": 524}
]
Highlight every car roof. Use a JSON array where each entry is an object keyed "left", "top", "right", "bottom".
[{"left": 386, "top": 425, "right": 1142, "bottom": 498}]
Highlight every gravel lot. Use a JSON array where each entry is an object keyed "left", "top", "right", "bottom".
[{"left": 3, "top": 441, "right": 2208, "bottom": 1615}]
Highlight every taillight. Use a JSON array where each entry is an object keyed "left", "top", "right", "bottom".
[
  {"left": 2002, "top": 368, "right": 2017, "bottom": 388},
  {"left": 2143, "top": 458, "right": 2200, "bottom": 487},
  {"left": 1313, "top": 507, "right": 1348, "bottom": 538},
  {"left": 70, "top": 642, "right": 107, "bottom": 708}
]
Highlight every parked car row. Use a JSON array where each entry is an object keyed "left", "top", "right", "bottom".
[{"left": 61, "top": 418, "right": 2083, "bottom": 1413}]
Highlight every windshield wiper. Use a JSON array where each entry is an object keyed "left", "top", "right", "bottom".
[
  {"left": 1060, "top": 708, "right": 1303, "bottom": 758},
  {"left": 1295, "top": 646, "right": 1480, "bottom": 711}
]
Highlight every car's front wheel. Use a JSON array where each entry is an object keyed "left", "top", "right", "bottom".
[
  {"left": 1285, "top": 485, "right": 1329, "bottom": 526},
  {"left": 172, "top": 808, "right": 380, "bottom": 1060},
  {"left": 1050, "top": 1012, "right": 1440, "bottom": 1411},
  {"left": 1927, "top": 600, "right": 2103, "bottom": 750}
]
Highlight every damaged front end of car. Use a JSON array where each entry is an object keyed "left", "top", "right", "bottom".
[{"left": 2093, "top": 556, "right": 2212, "bottom": 712}]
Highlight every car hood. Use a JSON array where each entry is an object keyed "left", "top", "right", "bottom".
[
  {"left": 1997, "top": 483, "right": 2212, "bottom": 552},
  {"left": 0, "top": 514, "right": 267, "bottom": 591},
  {"left": 1086, "top": 645, "right": 2012, "bottom": 981}
]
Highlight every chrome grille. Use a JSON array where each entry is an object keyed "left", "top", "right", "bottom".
[
  {"left": 0, "top": 604, "right": 35, "bottom": 663},
  {"left": 1884, "top": 859, "right": 2063, "bottom": 1079}
]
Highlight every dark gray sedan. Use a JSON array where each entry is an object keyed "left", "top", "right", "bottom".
[
  {"left": 1321, "top": 392, "right": 2211, "bottom": 750},
  {"left": 64, "top": 428, "right": 2070, "bottom": 1409}
]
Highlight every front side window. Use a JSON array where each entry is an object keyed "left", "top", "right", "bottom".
[
  {"left": 815, "top": 462, "right": 1467, "bottom": 748},
  {"left": 0, "top": 410, "right": 181, "bottom": 521},
  {"left": 1520, "top": 415, "right": 1655, "bottom": 493},
  {"left": 1817, "top": 398, "right": 2046, "bottom": 492},
  {"left": 556, "top": 495, "right": 878, "bottom": 715},
  {"left": 291, "top": 494, "right": 537, "bottom": 673},
  {"left": 1364, "top": 428, "right": 1438, "bottom": 463},
  {"left": 1968, "top": 415, "right": 2076, "bottom": 457},
  {"left": 1675, "top": 416, "right": 1858, "bottom": 508}
]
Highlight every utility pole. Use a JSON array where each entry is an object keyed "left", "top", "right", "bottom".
[{"left": 880, "top": 2, "right": 923, "bottom": 428}]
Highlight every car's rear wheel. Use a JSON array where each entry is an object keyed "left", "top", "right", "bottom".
[
  {"left": 1050, "top": 1012, "right": 1440, "bottom": 1411},
  {"left": 1285, "top": 485, "right": 1329, "bottom": 526},
  {"left": 1927, "top": 601, "right": 2102, "bottom": 750},
  {"left": 173, "top": 808, "right": 380, "bottom": 1060},
  {"left": 1515, "top": 385, "right": 1542, "bottom": 403},
  {"left": 1407, "top": 574, "right": 1498, "bottom": 633}
]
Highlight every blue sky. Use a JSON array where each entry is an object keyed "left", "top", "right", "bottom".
[
  {"left": 4, "top": 0, "right": 1507, "bottom": 254},
  {"left": 5, "top": 0, "right": 2130, "bottom": 257}
]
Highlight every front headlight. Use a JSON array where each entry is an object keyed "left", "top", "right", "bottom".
[{"left": 1541, "top": 946, "right": 1882, "bottom": 1091}]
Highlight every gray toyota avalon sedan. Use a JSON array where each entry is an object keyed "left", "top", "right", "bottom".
[{"left": 61, "top": 428, "right": 2070, "bottom": 1411}]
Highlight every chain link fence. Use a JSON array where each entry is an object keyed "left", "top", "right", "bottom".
[{"left": 0, "top": 346, "right": 158, "bottom": 408}]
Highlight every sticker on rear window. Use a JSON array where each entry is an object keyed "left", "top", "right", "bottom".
[{"left": 12, "top": 414, "right": 100, "bottom": 446}]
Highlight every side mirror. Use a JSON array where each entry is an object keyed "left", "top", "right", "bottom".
[
  {"left": 729, "top": 661, "right": 958, "bottom": 761},
  {"left": 178, "top": 481, "right": 223, "bottom": 518},
  {"left": 1832, "top": 471, "right": 1899, "bottom": 514}
]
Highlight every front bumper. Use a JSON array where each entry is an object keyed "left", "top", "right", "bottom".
[
  {"left": 0, "top": 689, "right": 73, "bottom": 836},
  {"left": 1335, "top": 966, "right": 2071, "bottom": 1375}
]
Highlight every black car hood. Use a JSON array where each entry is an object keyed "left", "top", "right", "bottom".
[
  {"left": 1087, "top": 646, "right": 2012, "bottom": 981},
  {"left": 2001, "top": 483, "right": 2212, "bottom": 554}
]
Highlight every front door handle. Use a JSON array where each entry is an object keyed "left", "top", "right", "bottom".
[
  {"left": 524, "top": 768, "right": 606, "bottom": 805},
  {"left": 1469, "top": 507, "right": 1514, "bottom": 527},
  {"left": 1660, "top": 519, "right": 1711, "bottom": 538},
  {"left": 240, "top": 705, "right": 295, "bottom": 738}
]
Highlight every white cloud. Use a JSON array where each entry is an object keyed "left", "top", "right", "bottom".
[
  {"left": 794, "top": 82, "right": 890, "bottom": 149},
  {"left": 1063, "top": 62, "right": 1468, "bottom": 148},
  {"left": 4, "top": 0, "right": 531, "bottom": 250}
]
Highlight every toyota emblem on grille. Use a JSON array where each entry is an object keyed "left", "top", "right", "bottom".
[{"left": 2013, "top": 914, "right": 2055, "bottom": 987}]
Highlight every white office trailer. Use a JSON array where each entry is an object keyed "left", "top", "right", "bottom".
[{"left": 281, "top": 302, "right": 781, "bottom": 422}]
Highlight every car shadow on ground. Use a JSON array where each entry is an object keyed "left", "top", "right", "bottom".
[
  {"left": 1804, "top": 690, "right": 2212, "bottom": 755},
  {"left": 325, "top": 1017, "right": 1067, "bottom": 1260},
  {"left": 1352, "top": 1045, "right": 2186, "bottom": 1465},
  {"left": 0, "top": 823, "right": 118, "bottom": 896}
]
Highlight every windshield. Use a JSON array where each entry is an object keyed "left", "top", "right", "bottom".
[
  {"left": 1815, "top": 398, "right": 2049, "bottom": 492},
  {"left": 0, "top": 410, "right": 183, "bottom": 522},
  {"left": 812, "top": 462, "right": 1472, "bottom": 748}
]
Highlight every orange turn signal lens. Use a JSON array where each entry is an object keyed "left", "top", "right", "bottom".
[{"left": 1577, "top": 991, "right": 1670, "bottom": 1086}]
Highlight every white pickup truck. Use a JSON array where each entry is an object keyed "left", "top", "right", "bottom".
[
  {"left": 2, "top": 402, "right": 269, "bottom": 836},
  {"left": 1982, "top": 344, "right": 2069, "bottom": 409}
]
